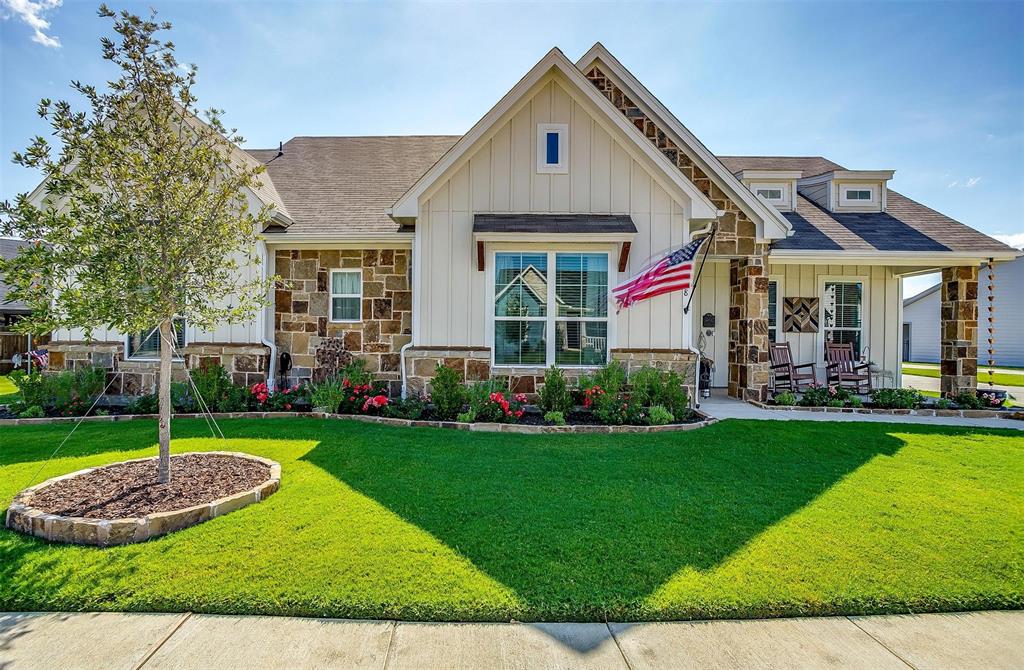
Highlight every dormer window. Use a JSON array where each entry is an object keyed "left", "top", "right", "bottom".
[
  {"left": 537, "top": 123, "right": 568, "bottom": 174},
  {"left": 756, "top": 188, "right": 783, "bottom": 200},
  {"left": 839, "top": 185, "right": 878, "bottom": 207}
]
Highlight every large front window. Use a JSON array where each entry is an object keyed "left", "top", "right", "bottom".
[
  {"left": 494, "top": 251, "right": 609, "bottom": 366},
  {"left": 823, "top": 281, "right": 863, "bottom": 357}
]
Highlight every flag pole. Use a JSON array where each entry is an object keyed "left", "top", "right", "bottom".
[{"left": 683, "top": 224, "right": 717, "bottom": 315}]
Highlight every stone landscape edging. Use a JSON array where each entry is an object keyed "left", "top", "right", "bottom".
[
  {"left": 748, "top": 400, "right": 1023, "bottom": 420},
  {"left": 4, "top": 451, "right": 281, "bottom": 547},
  {"left": 0, "top": 409, "right": 718, "bottom": 432}
]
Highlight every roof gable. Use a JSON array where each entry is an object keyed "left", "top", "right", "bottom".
[
  {"left": 391, "top": 48, "right": 719, "bottom": 222},
  {"left": 577, "top": 43, "right": 792, "bottom": 243}
]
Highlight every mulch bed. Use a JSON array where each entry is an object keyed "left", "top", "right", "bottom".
[{"left": 28, "top": 453, "right": 271, "bottom": 519}]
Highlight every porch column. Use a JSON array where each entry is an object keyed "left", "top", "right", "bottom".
[
  {"left": 728, "top": 254, "right": 770, "bottom": 401},
  {"left": 940, "top": 265, "right": 978, "bottom": 398}
]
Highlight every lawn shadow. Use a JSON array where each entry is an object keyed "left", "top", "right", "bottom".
[{"left": 300, "top": 420, "right": 973, "bottom": 622}]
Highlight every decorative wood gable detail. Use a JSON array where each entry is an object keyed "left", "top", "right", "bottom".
[{"left": 585, "top": 67, "right": 766, "bottom": 259}]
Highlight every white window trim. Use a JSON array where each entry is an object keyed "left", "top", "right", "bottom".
[
  {"left": 817, "top": 275, "right": 869, "bottom": 364},
  {"left": 329, "top": 269, "right": 363, "bottom": 323},
  {"left": 124, "top": 317, "right": 187, "bottom": 361},
  {"left": 838, "top": 184, "right": 877, "bottom": 207},
  {"left": 487, "top": 248, "right": 613, "bottom": 369},
  {"left": 536, "top": 123, "right": 569, "bottom": 174}
]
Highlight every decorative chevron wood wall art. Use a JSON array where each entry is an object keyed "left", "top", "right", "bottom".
[{"left": 784, "top": 297, "right": 819, "bottom": 333}]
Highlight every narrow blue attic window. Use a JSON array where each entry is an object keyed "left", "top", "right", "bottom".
[{"left": 546, "top": 132, "right": 559, "bottom": 165}]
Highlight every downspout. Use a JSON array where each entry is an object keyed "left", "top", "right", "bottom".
[
  {"left": 684, "top": 217, "right": 720, "bottom": 409},
  {"left": 259, "top": 241, "right": 278, "bottom": 390},
  {"left": 400, "top": 232, "right": 416, "bottom": 399}
]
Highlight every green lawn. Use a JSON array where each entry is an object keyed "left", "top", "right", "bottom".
[
  {"left": 1, "top": 418, "right": 1022, "bottom": 621},
  {"left": 903, "top": 363, "right": 1024, "bottom": 387},
  {"left": 0, "top": 375, "right": 17, "bottom": 404}
]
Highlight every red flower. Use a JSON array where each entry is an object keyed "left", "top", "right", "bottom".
[
  {"left": 514, "top": 409, "right": 524, "bottom": 418},
  {"left": 284, "top": 403, "right": 292, "bottom": 410},
  {"left": 514, "top": 393, "right": 527, "bottom": 403}
]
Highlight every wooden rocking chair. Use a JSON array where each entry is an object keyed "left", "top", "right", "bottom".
[
  {"left": 769, "top": 342, "right": 817, "bottom": 392},
  {"left": 825, "top": 342, "right": 872, "bottom": 394}
]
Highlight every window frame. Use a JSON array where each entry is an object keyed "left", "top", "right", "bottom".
[
  {"left": 329, "top": 269, "right": 363, "bottom": 323},
  {"left": 818, "top": 276, "right": 869, "bottom": 363},
  {"left": 124, "top": 317, "right": 187, "bottom": 361},
  {"left": 839, "top": 185, "right": 877, "bottom": 207},
  {"left": 488, "top": 248, "right": 612, "bottom": 369},
  {"left": 536, "top": 123, "right": 569, "bottom": 174}
]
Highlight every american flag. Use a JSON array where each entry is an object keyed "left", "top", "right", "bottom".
[{"left": 612, "top": 236, "right": 709, "bottom": 310}]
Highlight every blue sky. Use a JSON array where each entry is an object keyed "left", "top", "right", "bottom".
[{"left": 2, "top": 0, "right": 1022, "bottom": 295}]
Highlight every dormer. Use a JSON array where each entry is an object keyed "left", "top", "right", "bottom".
[
  {"left": 797, "top": 170, "right": 895, "bottom": 213},
  {"left": 733, "top": 170, "right": 802, "bottom": 212}
]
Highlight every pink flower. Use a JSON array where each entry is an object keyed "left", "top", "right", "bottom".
[{"left": 514, "top": 393, "right": 527, "bottom": 403}]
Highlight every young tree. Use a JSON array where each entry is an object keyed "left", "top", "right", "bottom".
[{"left": 0, "top": 6, "right": 274, "bottom": 483}]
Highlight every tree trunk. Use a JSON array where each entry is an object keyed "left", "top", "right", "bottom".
[{"left": 157, "top": 319, "right": 173, "bottom": 484}]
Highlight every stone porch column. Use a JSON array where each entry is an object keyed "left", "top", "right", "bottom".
[
  {"left": 727, "top": 254, "right": 770, "bottom": 401},
  {"left": 940, "top": 265, "right": 979, "bottom": 398}
]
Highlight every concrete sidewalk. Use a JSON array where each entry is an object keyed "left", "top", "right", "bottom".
[
  {"left": 2, "top": 610, "right": 1022, "bottom": 669},
  {"left": 699, "top": 390, "right": 1023, "bottom": 430}
]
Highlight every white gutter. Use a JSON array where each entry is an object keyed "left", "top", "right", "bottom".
[{"left": 259, "top": 241, "right": 278, "bottom": 390}]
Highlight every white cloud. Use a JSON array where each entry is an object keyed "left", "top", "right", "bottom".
[
  {"left": 946, "top": 176, "right": 982, "bottom": 189},
  {"left": 993, "top": 233, "right": 1024, "bottom": 250},
  {"left": 1, "top": 0, "right": 62, "bottom": 48}
]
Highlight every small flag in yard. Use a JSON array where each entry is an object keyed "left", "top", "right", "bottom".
[{"left": 612, "top": 236, "right": 709, "bottom": 310}]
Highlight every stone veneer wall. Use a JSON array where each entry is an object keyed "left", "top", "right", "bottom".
[
  {"left": 728, "top": 258, "right": 770, "bottom": 401},
  {"left": 403, "top": 347, "right": 697, "bottom": 400},
  {"left": 274, "top": 249, "right": 411, "bottom": 393},
  {"left": 940, "top": 265, "right": 979, "bottom": 397},
  {"left": 46, "top": 341, "right": 269, "bottom": 396},
  {"left": 585, "top": 65, "right": 770, "bottom": 400}
]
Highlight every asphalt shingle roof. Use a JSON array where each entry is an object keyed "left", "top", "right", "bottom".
[
  {"left": 251, "top": 136, "right": 458, "bottom": 237},
  {"left": 248, "top": 142, "right": 1015, "bottom": 256}
]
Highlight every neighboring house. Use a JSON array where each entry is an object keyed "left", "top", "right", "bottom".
[
  {"left": 40, "top": 44, "right": 1018, "bottom": 399},
  {"left": 902, "top": 255, "right": 1024, "bottom": 367},
  {"left": 1, "top": 238, "right": 45, "bottom": 373}
]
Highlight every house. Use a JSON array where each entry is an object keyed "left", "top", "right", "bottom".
[
  {"left": 903, "top": 255, "right": 1024, "bottom": 367},
  {"left": 1, "top": 238, "right": 46, "bottom": 374},
  {"left": 40, "top": 44, "right": 1019, "bottom": 400}
]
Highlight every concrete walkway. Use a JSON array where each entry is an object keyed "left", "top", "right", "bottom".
[
  {"left": 1, "top": 610, "right": 1021, "bottom": 669},
  {"left": 699, "top": 390, "right": 1023, "bottom": 430}
]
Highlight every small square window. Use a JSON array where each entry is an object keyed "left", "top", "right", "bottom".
[
  {"left": 330, "top": 270, "right": 362, "bottom": 322},
  {"left": 537, "top": 123, "right": 568, "bottom": 174}
]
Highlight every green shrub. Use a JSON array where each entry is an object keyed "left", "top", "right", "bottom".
[
  {"left": 126, "top": 393, "right": 159, "bottom": 414},
  {"left": 826, "top": 398, "right": 845, "bottom": 408},
  {"left": 647, "top": 405, "right": 673, "bottom": 426},
  {"left": 800, "top": 384, "right": 852, "bottom": 407},
  {"left": 773, "top": 391, "right": 797, "bottom": 406},
  {"left": 935, "top": 397, "right": 954, "bottom": 410},
  {"left": 10, "top": 366, "right": 106, "bottom": 416},
  {"left": 219, "top": 384, "right": 251, "bottom": 412},
  {"left": 627, "top": 366, "right": 664, "bottom": 408},
  {"left": 18, "top": 405, "right": 44, "bottom": 419},
  {"left": 430, "top": 364, "right": 466, "bottom": 421},
  {"left": 848, "top": 395, "right": 864, "bottom": 408},
  {"left": 870, "top": 387, "right": 921, "bottom": 410},
  {"left": 339, "top": 359, "right": 373, "bottom": 386},
  {"left": 171, "top": 382, "right": 198, "bottom": 413},
  {"left": 383, "top": 395, "right": 426, "bottom": 420},
  {"left": 190, "top": 364, "right": 235, "bottom": 412},
  {"left": 953, "top": 391, "right": 983, "bottom": 409},
  {"left": 539, "top": 366, "right": 572, "bottom": 415},
  {"left": 543, "top": 410, "right": 566, "bottom": 426},
  {"left": 456, "top": 410, "right": 476, "bottom": 423},
  {"left": 310, "top": 377, "right": 346, "bottom": 412},
  {"left": 659, "top": 371, "right": 690, "bottom": 420}
]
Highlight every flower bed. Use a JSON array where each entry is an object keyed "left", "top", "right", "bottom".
[
  {"left": 750, "top": 400, "right": 1022, "bottom": 420},
  {"left": 2, "top": 360, "right": 706, "bottom": 429},
  {"left": 767, "top": 384, "right": 1017, "bottom": 416}
]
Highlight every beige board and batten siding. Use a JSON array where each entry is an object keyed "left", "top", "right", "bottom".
[
  {"left": 690, "top": 262, "right": 902, "bottom": 387},
  {"left": 416, "top": 74, "right": 693, "bottom": 353}
]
